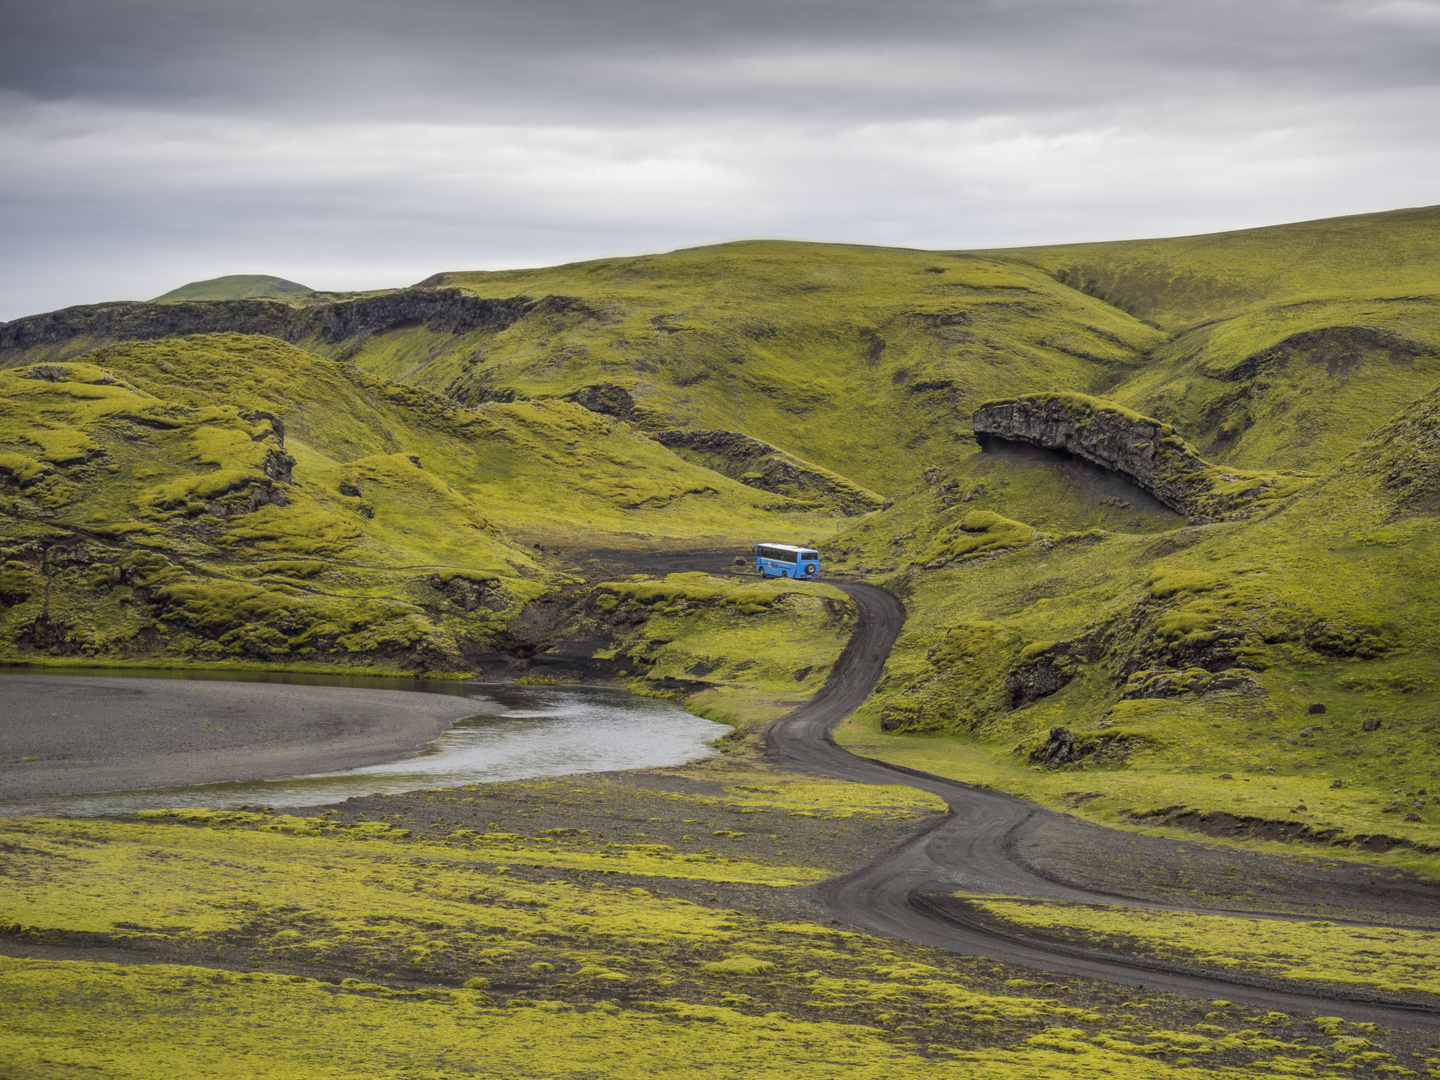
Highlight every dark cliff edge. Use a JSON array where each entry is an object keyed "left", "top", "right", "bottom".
[
  {"left": 0, "top": 288, "right": 531, "bottom": 366},
  {"left": 971, "top": 392, "right": 1310, "bottom": 523},
  {"left": 653, "top": 428, "right": 886, "bottom": 516}
]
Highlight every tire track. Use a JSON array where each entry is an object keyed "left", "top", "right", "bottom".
[{"left": 767, "top": 581, "right": 1440, "bottom": 1027}]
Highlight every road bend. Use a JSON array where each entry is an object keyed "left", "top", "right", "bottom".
[{"left": 766, "top": 580, "right": 1440, "bottom": 1027}]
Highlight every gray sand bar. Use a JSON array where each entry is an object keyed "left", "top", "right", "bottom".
[{"left": 0, "top": 675, "right": 497, "bottom": 798}]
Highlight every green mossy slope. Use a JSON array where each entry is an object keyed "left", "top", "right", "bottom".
[
  {"left": 994, "top": 207, "right": 1440, "bottom": 476},
  {"left": 1107, "top": 303, "right": 1440, "bottom": 476},
  {"left": 998, "top": 203, "right": 1440, "bottom": 330},
  {"left": 837, "top": 381, "right": 1440, "bottom": 866},
  {"left": 592, "top": 572, "right": 857, "bottom": 732},
  {"left": 0, "top": 347, "right": 541, "bottom": 668},
  {"left": 338, "top": 241, "right": 1166, "bottom": 494},
  {"left": 961, "top": 893, "right": 1440, "bottom": 999},
  {"left": 0, "top": 337, "right": 829, "bottom": 669}
]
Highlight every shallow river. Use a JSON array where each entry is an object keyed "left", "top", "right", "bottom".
[{"left": 0, "top": 668, "right": 728, "bottom": 818}]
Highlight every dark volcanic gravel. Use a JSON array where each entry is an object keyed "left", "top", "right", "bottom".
[{"left": 0, "top": 675, "right": 495, "bottom": 798}]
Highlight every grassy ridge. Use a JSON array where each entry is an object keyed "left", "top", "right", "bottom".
[
  {"left": 995, "top": 204, "right": 1440, "bottom": 329},
  {"left": 153, "top": 275, "right": 314, "bottom": 303},
  {"left": 333, "top": 241, "right": 1165, "bottom": 494}
]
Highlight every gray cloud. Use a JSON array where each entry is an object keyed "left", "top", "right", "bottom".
[
  {"left": 2, "top": 0, "right": 1439, "bottom": 318},
  {"left": 10, "top": 0, "right": 1440, "bottom": 115}
]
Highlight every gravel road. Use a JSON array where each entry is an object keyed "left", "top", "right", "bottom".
[{"left": 769, "top": 581, "right": 1440, "bottom": 1027}]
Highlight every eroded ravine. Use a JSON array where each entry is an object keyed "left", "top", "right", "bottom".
[{"left": 766, "top": 581, "right": 1440, "bottom": 1027}]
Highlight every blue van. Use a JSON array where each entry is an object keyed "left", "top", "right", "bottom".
[{"left": 754, "top": 544, "right": 821, "bottom": 579}]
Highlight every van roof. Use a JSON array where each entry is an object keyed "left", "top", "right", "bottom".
[{"left": 755, "top": 543, "right": 818, "bottom": 554}]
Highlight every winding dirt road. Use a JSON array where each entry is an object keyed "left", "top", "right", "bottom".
[{"left": 768, "top": 581, "right": 1440, "bottom": 1026}]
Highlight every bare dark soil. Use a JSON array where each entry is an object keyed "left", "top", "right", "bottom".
[
  {"left": 459, "top": 546, "right": 745, "bottom": 680},
  {"left": 0, "top": 675, "right": 492, "bottom": 798},
  {"left": 1016, "top": 811, "right": 1440, "bottom": 925}
]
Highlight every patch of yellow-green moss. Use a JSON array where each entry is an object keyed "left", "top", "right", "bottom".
[{"left": 960, "top": 893, "right": 1440, "bottom": 999}]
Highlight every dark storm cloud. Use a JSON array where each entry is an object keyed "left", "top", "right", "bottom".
[
  {"left": 7, "top": 0, "right": 1438, "bottom": 117},
  {"left": 2, "top": 0, "right": 1439, "bottom": 318}
]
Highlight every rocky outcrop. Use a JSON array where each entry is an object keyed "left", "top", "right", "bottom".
[
  {"left": 1005, "top": 660, "right": 1070, "bottom": 707},
  {"left": 972, "top": 392, "right": 1305, "bottom": 523},
  {"left": 566, "top": 383, "right": 638, "bottom": 420},
  {"left": 1342, "top": 382, "right": 1440, "bottom": 513},
  {"left": 1120, "top": 667, "right": 1261, "bottom": 700},
  {"left": 1219, "top": 325, "right": 1429, "bottom": 384},
  {"left": 973, "top": 394, "right": 1203, "bottom": 514},
  {"left": 1029, "top": 725, "right": 1139, "bottom": 769},
  {"left": 0, "top": 288, "right": 530, "bottom": 366},
  {"left": 652, "top": 428, "right": 885, "bottom": 516}
]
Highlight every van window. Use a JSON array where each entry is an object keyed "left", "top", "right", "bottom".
[{"left": 756, "top": 546, "right": 800, "bottom": 563}]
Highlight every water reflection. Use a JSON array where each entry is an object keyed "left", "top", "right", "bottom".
[{"left": 0, "top": 673, "right": 726, "bottom": 818}]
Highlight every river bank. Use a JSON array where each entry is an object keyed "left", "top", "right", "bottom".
[{"left": 0, "top": 675, "right": 499, "bottom": 798}]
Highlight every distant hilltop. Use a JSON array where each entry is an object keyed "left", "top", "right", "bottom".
[{"left": 152, "top": 274, "right": 314, "bottom": 303}]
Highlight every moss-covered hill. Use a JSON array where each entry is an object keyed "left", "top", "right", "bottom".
[
  {"left": 0, "top": 243, "right": 1166, "bottom": 497},
  {"left": 10, "top": 206, "right": 1440, "bottom": 1078},
  {"left": 833, "top": 380, "right": 1440, "bottom": 868},
  {"left": 996, "top": 204, "right": 1440, "bottom": 330},
  {"left": 4, "top": 205, "right": 1440, "bottom": 844},
  {"left": 392, "top": 209, "right": 1440, "bottom": 482},
  {"left": 9, "top": 209, "right": 1436, "bottom": 495},
  {"left": 396, "top": 244, "right": 1162, "bottom": 495},
  {"left": 153, "top": 275, "right": 315, "bottom": 303},
  {"left": 995, "top": 204, "right": 1440, "bottom": 475},
  {"left": 0, "top": 336, "right": 835, "bottom": 672}
]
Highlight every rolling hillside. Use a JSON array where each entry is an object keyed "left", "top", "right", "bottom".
[
  {"left": 996, "top": 204, "right": 1440, "bottom": 330},
  {"left": 7, "top": 206, "right": 1440, "bottom": 1079},
  {"left": 1, "top": 243, "right": 1164, "bottom": 496},
  {"left": 3, "top": 204, "right": 1440, "bottom": 851},
  {"left": 998, "top": 205, "right": 1440, "bottom": 473},
  {"left": 0, "top": 336, "right": 837, "bottom": 673}
]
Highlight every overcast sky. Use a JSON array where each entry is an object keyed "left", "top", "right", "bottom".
[{"left": 2, "top": 0, "right": 1439, "bottom": 319}]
